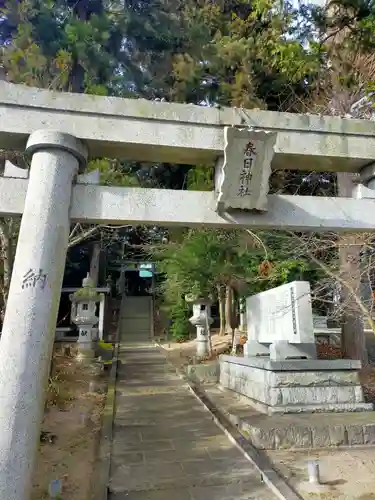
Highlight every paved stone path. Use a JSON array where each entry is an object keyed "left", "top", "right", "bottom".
[{"left": 108, "top": 341, "right": 277, "bottom": 500}]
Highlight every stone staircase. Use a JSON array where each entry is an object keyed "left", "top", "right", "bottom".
[{"left": 119, "top": 295, "right": 153, "bottom": 343}]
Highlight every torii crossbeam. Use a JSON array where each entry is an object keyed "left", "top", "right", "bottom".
[
  {"left": 1, "top": 177, "right": 375, "bottom": 232},
  {"left": 1, "top": 81, "right": 375, "bottom": 172}
]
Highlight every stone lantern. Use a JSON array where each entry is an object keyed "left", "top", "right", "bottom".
[
  {"left": 185, "top": 295, "right": 213, "bottom": 359},
  {"left": 70, "top": 273, "right": 103, "bottom": 360}
]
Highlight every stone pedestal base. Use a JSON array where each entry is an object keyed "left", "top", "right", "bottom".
[
  {"left": 244, "top": 339, "right": 317, "bottom": 360},
  {"left": 220, "top": 355, "right": 373, "bottom": 414},
  {"left": 196, "top": 326, "right": 209, "bottom": 358},
  {"left": 269, "top": 340, "right": 317, "bottom": 360},
  {"left": 76, "top": 342, "right": 95, "bottom": 363},
  {"left": 243, "top": 340, "right": 269, "bottom": 357}
]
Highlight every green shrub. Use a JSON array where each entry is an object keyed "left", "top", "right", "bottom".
[{"left": 169, "top": 300, "right": 190, "bottom": 342}]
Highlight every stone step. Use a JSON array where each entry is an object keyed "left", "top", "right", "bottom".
[
  {"left": 121, "top": 322, "right": 151, "bottom": 328},
  {"left": 202, "top": 384, "right": 375, "bottom": 450},
  {"left": 121, "top": 338, "right": 151, "bottom": 343},
  {"left": 120, "top": 318, "right": 151, "bottom": 326},
  {"left": 121, "top": 330, "right": 151, "bottom": 335},
  {"left": 120, "top": 324, "right": 151, "bottom": 330},
  {"left": 121, "top": 318, "right": 151, "bottom": 323},
  {"left": 121, "top": 312, "right": 151, "bottom": 317},
  {"left": 122, "top": 297, "right": 152, "bottom": 306},
  {"left": 121, "top": 330, "right": 151, "bottom": 340},
  {"left": 121, "top": 312, "right": 151, "bottom": 315}
]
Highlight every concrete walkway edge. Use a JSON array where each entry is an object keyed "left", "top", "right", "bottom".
[
  {"left": 93, "top": 341, "right": 120, "bottom": 500},
  {"left": 157, "top": 344, "right": 303, "bottom": 500}
]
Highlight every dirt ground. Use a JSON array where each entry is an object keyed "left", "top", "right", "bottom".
[
  {"left": 159, "top": 330, "right": 233, "bottom": 368},
  {"left": 269, "top": 447, "right": 375, "bottom": 500},
  {"left": 31, "top": 345, "right": 108, "bottom": 500}
]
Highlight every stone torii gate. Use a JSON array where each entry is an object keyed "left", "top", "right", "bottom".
[{"left": 1, "top": 81, "right": 375, "bottom": 500}]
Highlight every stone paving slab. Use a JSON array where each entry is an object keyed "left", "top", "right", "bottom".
[
  {"left": 108, "top": 340, "right": 276, "bottom": 500},
  {"left": 110, "top": 483, "right": 271, "bottom": 500},
  {"left": 109, "top": 488, "right": 193, "bottom": 500}
]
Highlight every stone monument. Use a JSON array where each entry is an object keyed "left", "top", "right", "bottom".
[
  {"left": 220, "top": 281, "right": 372, "bottom": 414},
  {"left": 244, "top": 281, "right": 316, "bottom": 360}
]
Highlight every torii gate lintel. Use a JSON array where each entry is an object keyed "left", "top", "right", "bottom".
[
  {"left": 1, "top": 81, "right": 375, "bottom": 173},
  {"left": 2, "top": 176, "right": 375, "bottom": 232}
]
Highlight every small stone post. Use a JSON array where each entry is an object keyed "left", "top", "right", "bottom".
[
  {"left": 0, "top": 130, "right": 87, "bottom": 500},
  {"left": 98, "top": 294, "right": 106, "bottom": 340},
  {"left": 70, "top": 274, "right": 103, "bottom": 361},
  {"left": 307, "top": 460, "right": 321, "bottom": 484},
  {"left": 186, "top": 297, "right": 213, "bottom": 358},
  {"left": 239, "top": 298, "right": 247, "bottom": 332}
]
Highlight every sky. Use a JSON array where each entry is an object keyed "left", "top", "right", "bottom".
[{"left": 292, "top": 0, "right": 326, "bottom": 6}]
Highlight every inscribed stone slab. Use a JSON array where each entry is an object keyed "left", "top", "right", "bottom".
[
  {"left": 215, "top": 127, "right": 277, "bottom": 211},
  {"left": 246, "top": 281, "right": 314, "bottom": 344}
]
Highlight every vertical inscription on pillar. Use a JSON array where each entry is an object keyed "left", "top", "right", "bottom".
[
  {"left": 290, "top": 287, "right": 297, "bottom": 335},
  {"left": 21, "top": 268, "right": 47, "bottom": 290}
]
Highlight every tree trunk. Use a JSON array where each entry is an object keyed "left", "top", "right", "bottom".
[
  {"left": 229, "top": 287, "right": 239, "bottom": 349},
  {"left": 337, "top": 172, "right": 368, "bottom": 365},
  {"left": 217, "top": 285, "right": 226, "bottom": 336},
  {"left": 225, "top": 285, "right": 239, "bottom": 341},
  {"left": 69, "top": 59, "right": 85, "bottom": 93},
  {"left": 69, "top": 1, "right": 90, "bottom": 93},
  {"left": 225, "top": 285, "right": 232, "bottom": 334},
  {"left": 89, "top": 242, "right": 101, "bottom": 286},
  {"left": 0, "top": 219, "right": 15, "bottom": 323}
]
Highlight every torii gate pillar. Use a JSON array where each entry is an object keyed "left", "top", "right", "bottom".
[{"left": 0, "top": 130, "right": 87, "bottom": 500}]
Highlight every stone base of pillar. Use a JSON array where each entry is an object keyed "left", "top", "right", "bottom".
[
  {"left": 76, "top": 347, "right": 102, "bottom": 380},
  {"left": 76, "top": 342, "right": 96, "bottom": 363},
  {"left": 196, "top": 326, "right": 209, "bottom": 358}
]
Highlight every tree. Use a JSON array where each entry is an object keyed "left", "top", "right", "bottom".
[
  {"left": 313, "top": 0, "right": 375, "bottom": 53},
  {"left": 0, "top": 217, "right": 18, "bottom": 321},
  {"left": 304, "top": 9, "right": 375, "bottom": 364},
  {"left": 153, "top": 229, "right": 254, "bottom": 338},
  {"left": 0, "top": 0, "right": 128, "bottom": 93},
  {"left": 152, "top": 227, "right": 318, "bottom": 341},
  {"left": 172, "top": 0, "right": 322, "bottom": 110},
  {"left": 0, "top": 0, "right": 132, "bottom": 321}
]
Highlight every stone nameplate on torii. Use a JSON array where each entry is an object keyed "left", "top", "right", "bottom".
[{"left": 215, "top": 126, "right": 277, "bottom": 213}]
